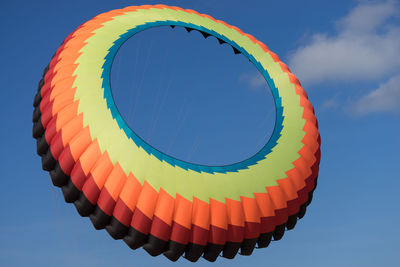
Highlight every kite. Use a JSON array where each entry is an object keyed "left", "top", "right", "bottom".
[{"left": 32, "top": 5, "right": 321, "bottom": 262}]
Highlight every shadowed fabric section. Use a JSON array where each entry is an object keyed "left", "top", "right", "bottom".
[
  {"left": 222, "top": 224, "right": 244, "bottom": 258},
  {"left": 33, "top": 79, "right": 44, "bottom": 107},
  {"left": 32, "top": 118, "right": 45, "bottom": 139},
  {"left": 298, "top": 204, "right": 307, "bottom": 219},
  {"left": 184, "top": 225, "right": 208, "bottom": 261},
  {"left": 244, "top": 221, "right": 260, "bottom": 239},
  {"left": 59, "top": 128, "right": 91, "bottom": 177},
  {"left": 272, "top": 224, "right": 286, "bottom": 241},
  {"left": 128, "top": 208, "right": 152, "bottom": 247},
  {"left": 164, "top": 222, "right": 190, "bottom": 261},
  {"left": 240, "top": 222, "right": 259, "bottom": 254},
  {"left": 50, "top": 162, "right": 69, "bottom": 187},
  {"left": 164, "top": 241, "right": 186, "bottom": 262},
  {"left": 149, "top": 216, "right": 171, "bottom": 241},
  {"left": 113, "top": 199, "right": 134, "bottom": 227},
  {"left": 81, "top": 176, "right": 101, "bottom": 205},
  {"left": 74, "top": 193, "right": 95, "bottom": 217},
  {"left": 170, "top": 222, "right": 190, "bottom": 244},
  {"left": 62, "top": 179, "right": 81, "bottom": 203},
  {"left": 184, "top": 243, "right": 206, "bottom": 262},
  {"left": 89, "top": 186, "right": 115, "bottom": 229},
  {"left": 257, "top": 232, "right": 273, "bottom": 248},
  {"left": 48, "top": 132, "right": 66, "bottom": 161},
  {"left": 209, "top": 225, "right": 227, "bottom": 245},
  {"left": 32, "top": 106, "right": 41, "bottom": 122},
  {"left": 203, "top": 243, "right": 224, "bottom": 262},
  {"left": 274, "top": 208, "right": 289, "bottom": 227},
  {"left": 200, "top": 224, "right": 226, "bottom": 261},
  {"left": 143, "top": 216, "right": 171, "bottom": 256},
  {"left": 65, "top": 162, "right": 87, "bottom": 201},
  {"left": 106, "top": 217, "right": 129, "bottom": 240},
  {"left": 37, "top": 134, "right": 49, "bottom": 155},
  {"left": 143, "top": 235, "right": 168, "bottom": 256},
  {"left": 240, "top": 238, "right": 257, "bottom": 255},
  {"left": 90, "top": 206, "right": 112, "bottom": 230},
  {"left": 190, "top": 224, "right": 209, "bottom": 246},
  {"left": 124, "top": 226, "right": 148, "bottom": 250},
  {"left": 55, "top": 145, "right": 75, "bottom": 179},
  {"left": 33, "top": 92, "right": 42, "bottom": 108},
  {"left": 39, "top": 103, "right": 55, "bottom": 128},
  {"left": 97, "top": 187, "right": 117, "bottom": 214},
  {"left": 42, "top": 146, "right": 56, "bottom": 171},
  {"left": 286, "top": 214, "right": 298, "bottom": 230},
  {"left": 259, "top": 216, "right": 275, "bottom": 235},
  {"left": 74, "top": 176, "right": 98, "bottom": 216},
  {"left": 77, "top": 154, "right": 113, "bottom": 215},
  {"left": 226, "top": 224, "right": 244, "bottom": 243},
  {"left": 38, "top": 109, "right": 73, "bottom": 157},
  {"left": 106, "top": 193, "right": 136, "bottom": 239},
  {"left": 62, "top": 159, "right": 94, "bottom": 204},
  {"left": 58, "top": 145, "right": 79, "bottom": 177},
  {"left": 222, "top": 242, "right": 241, "bottom": 259}
]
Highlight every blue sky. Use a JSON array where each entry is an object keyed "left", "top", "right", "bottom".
[{"left": 1, "top": 0, "right": 399, "bottom": 266}]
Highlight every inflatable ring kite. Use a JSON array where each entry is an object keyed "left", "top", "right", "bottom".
[{"left": 32, "top": 5, "right": 321, "bottom": 262}]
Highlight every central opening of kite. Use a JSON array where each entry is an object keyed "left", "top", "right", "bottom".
[{"left": 111, "top": 26, "right": 276, "bottom": 166}]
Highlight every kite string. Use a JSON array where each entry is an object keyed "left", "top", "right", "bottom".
[
  {"left": 166, "top": 96, "right": 189, "bottom": 155},
  {"left": 126, "top": 34, "right": 143, "bottom": 123},
  {"left": 147, "top": 72, "right": 174, "bottom": 141},
  {"left": 113, "top": 43, "right": 124, "bottom": 96},
  {"left": 186, "top": 131, "right": 202, "bottom": 162},
  {"left": 165, "top": 29, "right": 205, "bottom": 158},
  {"left": 184, "top": 44, "right": 234, "bottom": 165},
  {"left": 50, "top": 186, "right": 69, "bottom": 262},
  {"left": 129, "top": 33, "right": 155, "bottom": 123},
  {"left": 146, "top": 27, "right": 174, "bottom": 139}
]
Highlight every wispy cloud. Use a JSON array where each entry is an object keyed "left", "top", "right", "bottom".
[
  {"left": 239, "top": 71, "right": 265, "bottom": 89},
  {"left": 352, "top": 74, "right": 400, "bottom": 115},
  {"left": 321, "top": 98, "right": 339, "bottom": 111},
  {"left": 288, "top": 1, "right": 400, "bottom": 85}
]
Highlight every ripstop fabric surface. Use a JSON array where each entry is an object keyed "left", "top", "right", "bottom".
[{"left": 32, "top": 5, "right": 321, "bottom": 262}]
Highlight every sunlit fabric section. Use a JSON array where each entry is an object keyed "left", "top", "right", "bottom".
[{"left": 32, "top": 5, "right": 321, "bottom": 262}]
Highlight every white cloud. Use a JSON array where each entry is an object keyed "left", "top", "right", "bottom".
[
  {"left": 352, "top": 74, "right": 400, "bottom": 115},
  {"left": 239, "top": 71, "right": 265, "bottom": 89},
  {"left": 288, "top": 1, "right": 400, "bottom": 85},
  {"left": 321, "top": 98, "right": 339, "bottom": 110},
  {"left": 337, "top": 0, "right": 398, "bottom": 34}
]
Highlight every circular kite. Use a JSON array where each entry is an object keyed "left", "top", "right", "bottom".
[{"left": 32, "top": 5, "right": 321, "bottom": 262}]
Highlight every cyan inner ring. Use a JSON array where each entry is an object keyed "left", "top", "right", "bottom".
[{"left": 102, "top": 21, "right": 284, "bottom": 174}]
